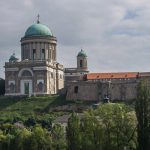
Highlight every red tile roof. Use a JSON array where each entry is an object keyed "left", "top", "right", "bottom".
[{"left": 86, "top": 72, "right": 138, "bottom": 80}]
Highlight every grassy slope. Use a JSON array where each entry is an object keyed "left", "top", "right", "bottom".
[
  {"left": 0, "top": 95, "right": 105, "bottom": 122},
  {"left": 0, "top": 96, "right": 68, "bottom": 122}
]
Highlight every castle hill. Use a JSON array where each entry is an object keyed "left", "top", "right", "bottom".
[
  {"left": 0, "top": 2, "right": 150, "bottom": 149},
  {"left": 4, "top": 17, "right": 150, "bottom": 102}
]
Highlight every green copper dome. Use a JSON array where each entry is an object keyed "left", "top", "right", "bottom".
[
  {"left": 25, "top": 23, "right": 53, "bottom": 37},
  {"left": 77, "top": 49, "right": 87, "bottom": 57}
]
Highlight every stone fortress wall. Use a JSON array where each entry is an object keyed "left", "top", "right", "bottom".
[{"left": 66, "top": 80, "right": 138, "bottom": 102}]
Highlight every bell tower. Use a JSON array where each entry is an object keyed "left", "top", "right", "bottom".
[{"left": 77, "top": 49, "right": 88, "bottom": 73}]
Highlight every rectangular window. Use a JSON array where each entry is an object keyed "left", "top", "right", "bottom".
[
  {"left": 33, "top": 49, "right": 36, "bottom": 60},
  {"left": 41, "top": 49, "right": 45, "bottom": 60}
]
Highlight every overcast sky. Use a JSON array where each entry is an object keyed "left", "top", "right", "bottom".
[{"left": 1, "top": 0, "right": 150, "bottom": 78}]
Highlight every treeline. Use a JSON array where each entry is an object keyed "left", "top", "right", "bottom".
[
  {"left": 0, "top": 123, "right": 66, "bottom": 150},
  {"left": 0, "top": 103, "right": 137, "bottom": 150}
]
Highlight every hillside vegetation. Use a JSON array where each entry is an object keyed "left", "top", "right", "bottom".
[
  {"left": 0, "top": 95, "right": 68, "bottom": 122},
  {"left": 0, "top": 80, "right": 150, "bottom": 150}
]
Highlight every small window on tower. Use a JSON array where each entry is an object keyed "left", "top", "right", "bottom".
[{"left": 80, "top": 60, "right": 83, "bottom": 67}]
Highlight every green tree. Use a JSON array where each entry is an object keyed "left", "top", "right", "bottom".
[
  {"left": 80, "top": 112, "right": 104, "bottom": 150},
  {"left": 15, "top": 128, "right": 31, "bottom": 150},
  {"left": 0, "top": 130, "right": 7, "bottom": 150},
  {"left": 0, "top": 129, "right": 16, "bottom": 150},
  {"left": 94, "top": 104, "right": 137, "bottom": 150},
  {"left": 135, "top": 80, "right": 150, "bottom": 150},
  {"left": 66, "top": 113, "right": 81, "bottom": 150},
  {"left": 79, "top": 104, "right": 137, "bottom": 150},
  {"left": 29, "top": 125, "right": 52, "bottom": 150},
  {"left": 0, "top": 123, "right": 13, "bottom": 134},
  {"left": 52, "top": 123, "right": 66, "bottom": 150}
]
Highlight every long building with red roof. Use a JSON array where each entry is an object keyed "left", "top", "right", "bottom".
[{"left": 85, "top": 72, "right": 139, "bottom": 80}]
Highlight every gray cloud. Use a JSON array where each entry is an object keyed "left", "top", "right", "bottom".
[{"left": 0, "top": 0, "right": 150, "bottom": 78}]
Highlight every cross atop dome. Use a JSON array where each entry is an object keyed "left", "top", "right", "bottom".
[
  {"left": 37, "top": 14, "right": 40, "bottom": 24},
  {"left": 77, "top": 49, "right": 87, "bottom": 57}
]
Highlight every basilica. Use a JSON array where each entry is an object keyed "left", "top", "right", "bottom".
[{"left": 5, "top": 18, "right": 64, "bottom": 96}]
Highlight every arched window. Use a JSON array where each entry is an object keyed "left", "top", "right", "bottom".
[
  {"left": 22, "top": 70, "right": 32, "bottom": 77},
  {"left": 80, "top": 60, "right": 83, "bottom": 67}
]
